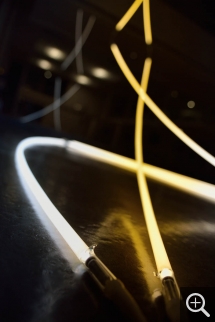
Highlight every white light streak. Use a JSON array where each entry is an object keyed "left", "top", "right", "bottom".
[
  {"left": 15, "top": 137, "right": 89, "bottom": 260},
  {"left": 21, "top": 12, "right": 96, "bottom": 124},
  {"left": 15, "top": 137, "right": 117, "bottom": 277},
  {"left": 15, "top": 137, "right": 214, "bottom": 285},
  {"left": 20, "top": 84, "right": 80, "bottom": 123},
  {"left": 61, "top": 15, "right": 96, "bottom": 71}
]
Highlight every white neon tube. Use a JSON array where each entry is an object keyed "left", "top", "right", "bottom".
[
  {"left": 15, "top": 137, "right": 89, "bottom": 260},
  {"left": 20, "top": 13, "right": 96, "bottom": 124},
  {"left": 15, "top": 137, "right": 214, "bottom": 293},
  {"left": 68, "top": 141, "right": 215, "bottom": 203},
  {"left": 15, "top": 137, "right": 215, "bottom": 258},
  {"left": 20, "top": 84, "right": 80, "bottom": 123},
  {"left": 15, "top": 137, "right": 117, "bottom": 280},
  {"left": 61, "top": 15, "right": 96, "bottom": 71}
]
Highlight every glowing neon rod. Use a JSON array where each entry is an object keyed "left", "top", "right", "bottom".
[
  {"left": 15, "top": 137, "right": 89, "bottom": 258},
  {"left": 53, "top": 9, "right": 86, "bottom": 130},
  {"left": 68, "top": 141, "right": 215, "bottom": 203},
  {"left": 143, "top": 0, "right": 152, "bottom": 44},
  {"left": 15, "top": 137, "right": 117, "bottom": 279},
  {"left": 115, "top": 0, "right": 152, "bottom": 45},
  {"left": 135, "top": 58, "right": 172, "bottom": 274},
  {"left": 20, "top": 84, "right": 80, "bottom": 123},
  {"left": 116, "top": 0, "right": 143, "bottom": 31},
  {"left": 20, "top": 14, "right": 96, "bottom": 124},
  {"left": 111, "top": 44, "right": 215, "bottom": 167}
]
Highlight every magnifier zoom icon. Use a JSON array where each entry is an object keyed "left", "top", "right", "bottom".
[{"left": 186, "top": 293, "right": 210, "bottom": 317}]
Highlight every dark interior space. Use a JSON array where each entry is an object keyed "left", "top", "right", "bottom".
[{"left": 0, "top": 0, "right": 214, "bottom": 321}]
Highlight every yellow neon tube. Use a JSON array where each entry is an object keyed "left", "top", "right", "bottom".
[
  {"left": 135, "top": 58, "right": 172, "bottom": 274},
  {"left": 116, "top": 0, "right": 143, "bottom": 31},
  {"left": 111, "top": 44, "right": 215, "bottom": 167},
  {"left": 143, "top": 0, "right": 152, "bottom": 44},
  {"left": 115, "top": 0, "right": 152, "bottom": 45}
]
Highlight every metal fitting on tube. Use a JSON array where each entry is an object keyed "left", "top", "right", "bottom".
[
  {"left": 79, "top": 244, "right": 97, "bottom": 264},
  {"left": 159, "top": 268, "right": 174, "bottom": 281},
  {"left": 158, "top": 269, "right": 180, "bottom": 322}
]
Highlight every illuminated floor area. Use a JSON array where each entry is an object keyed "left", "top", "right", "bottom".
[{"left": 0, "top": 121, "right": 215, "bottom": 321}]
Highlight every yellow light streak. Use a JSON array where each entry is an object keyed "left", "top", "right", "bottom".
[
  {"left": 111, "top": 43, "right": 215, "bottom": 167},
  {"left": 135, "top": 58, "right": 172, "bottom": 273},
  {"left": 116, "top": 0, "right": 143, "bottom": 31},
  {"left": 115, "top": 0, "right": 152, "bottom": 45},
  {"left": 143, "top": 0, "right": 152, "bottom": 44}
]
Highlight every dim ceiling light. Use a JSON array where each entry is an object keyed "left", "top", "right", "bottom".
[
  {"left": 75, "top": 74, "right": 92, "bottom": 85},
  {"left": 187, "top": 100, "right": 195, "bottom": 108},
  {"left": 45, "top": 47, "right": 65, "bottom": 60},
  {"left": 91, "top": 67, "right": 111, "bottom": 79},
  {"left": 44, "top": 70, "right": 52, "bottom": 79},
  {"left": 37, "top": 59, "right": 52, "bottom": 70}
]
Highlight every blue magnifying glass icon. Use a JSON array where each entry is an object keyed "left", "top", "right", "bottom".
[{"left": 186, "top": 293, "right": 210, "bottom": 317}]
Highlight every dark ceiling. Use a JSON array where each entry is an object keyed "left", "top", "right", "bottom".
[{"left": 0, "top": 0, "right": 214, "bottom": 182}]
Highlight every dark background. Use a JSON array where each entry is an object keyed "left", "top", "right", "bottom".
[
  {"left": 0, "top": 0, "right": 214, "bottom": 183},
  {"left": 0, "top": 1, "right": 215, "bottom": 321}
]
